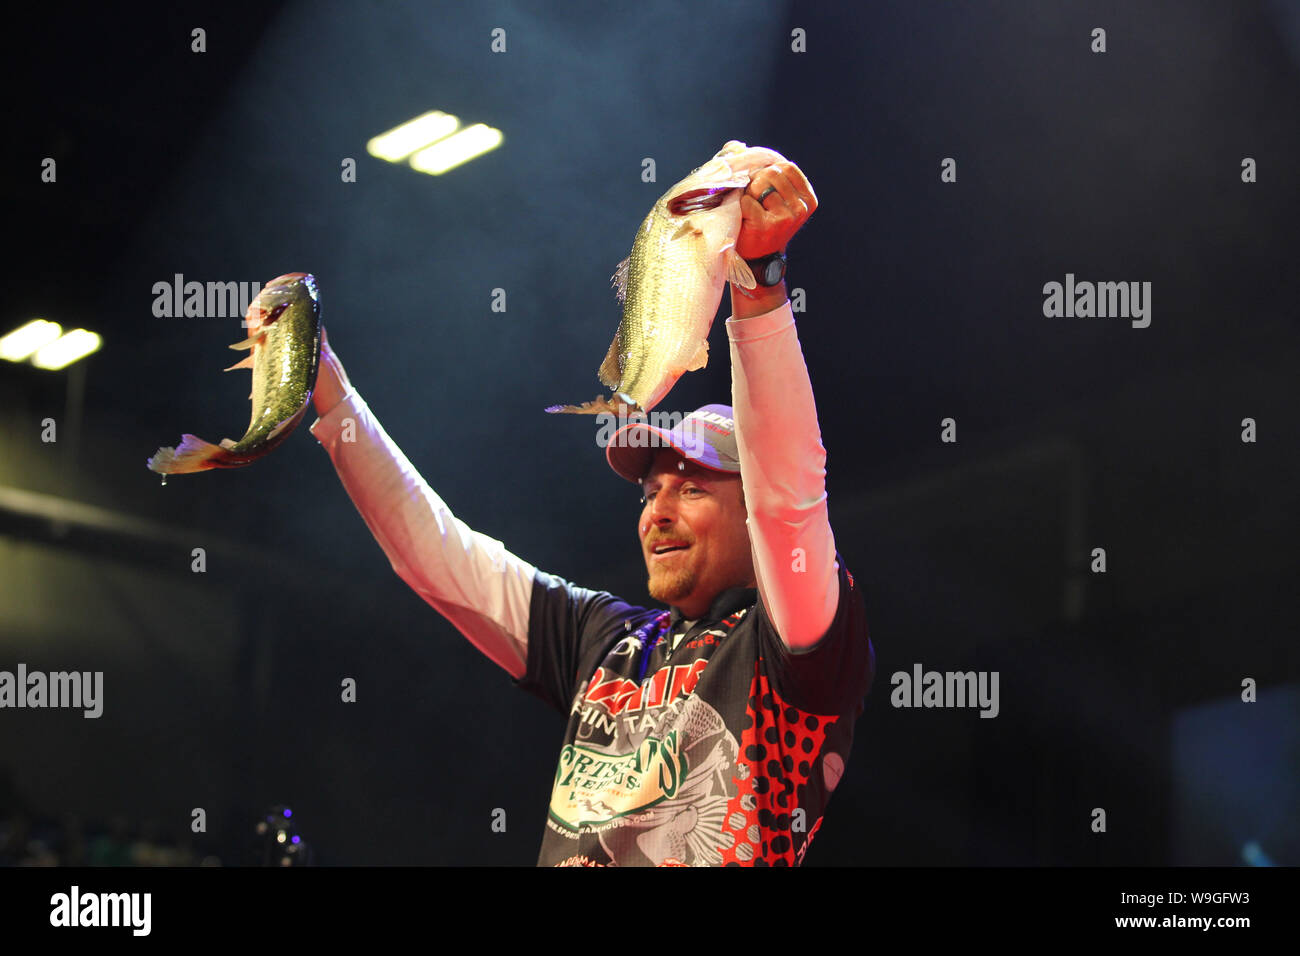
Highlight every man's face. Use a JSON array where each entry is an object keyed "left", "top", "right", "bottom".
[{"left": 638, "top": 447, "right": 754, "bottom": 619}]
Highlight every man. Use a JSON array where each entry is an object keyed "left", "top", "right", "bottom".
[{"left": 309, "top": 153, "right": 874, "bottom": 866}]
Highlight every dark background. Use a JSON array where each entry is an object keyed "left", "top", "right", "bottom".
[{"left": 0, "top": 0, "right": 1296, "bottom": 865}]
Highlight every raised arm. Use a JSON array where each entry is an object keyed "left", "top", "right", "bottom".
[
  {"left": 725, "top": 160, "right": 839, "bottom": 652},
  {"left": 309, "top": 331, "right": 536, "bottom": 678}
]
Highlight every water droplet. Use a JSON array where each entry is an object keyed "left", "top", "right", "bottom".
[{"left": 159, "top": 474, "right": 168, "bottom": 486}]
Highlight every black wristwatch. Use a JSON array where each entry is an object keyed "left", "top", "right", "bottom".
[{"left": 745, "top": 251, "right": 787, "bottom": 287}]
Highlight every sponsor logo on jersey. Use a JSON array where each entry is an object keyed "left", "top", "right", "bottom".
[
  {"left": 550, "top": 731, "right": 687, "bottom": 829},
  {"left": 582, "top": 658, "right": 708, "bottom": 716}
]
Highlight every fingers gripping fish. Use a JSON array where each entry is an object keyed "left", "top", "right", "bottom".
[
  {"left": 546, "top": 141, "right": 788, "bottom": 416},
  {"left": 147, "top": 273, "right": 321, "bottom": 474}
]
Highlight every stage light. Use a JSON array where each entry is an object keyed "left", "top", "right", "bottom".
[
  {"left": 30, "top": 329, "right": 102, "bottom": 370},
  {"left": 0, "top": 319, "right": 63, "bottom": 362},
  {"left": 409, "top": 123, "right": 503, "bottom": 175},
  {"left": 366, "top": 111, "right": 459, "bottom": 162}
]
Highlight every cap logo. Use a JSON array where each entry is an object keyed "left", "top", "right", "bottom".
[{"left": 691, "top": 411, "right": 734, "bottom": 430}]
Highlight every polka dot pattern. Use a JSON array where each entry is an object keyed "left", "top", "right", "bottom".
[{"left": 718, "top": 662, "right": 837, "bottom": 866}]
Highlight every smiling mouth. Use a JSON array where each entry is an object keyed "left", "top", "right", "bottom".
[{"left": 650, "top": 544, "right": 690, "bottom": 560}]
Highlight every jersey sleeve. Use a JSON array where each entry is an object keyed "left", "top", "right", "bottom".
[
  {"left": 753, "top": 552, "right": 874, "bottom": 716},
  {"left": 516, "top": 570, "right": 656, "bottom": 714},
  {"left": 725, "top": 299, "right": 840, "bottom": 652},
  {"left": 310, "top": 388, "right": 536, "bottom": 679}
]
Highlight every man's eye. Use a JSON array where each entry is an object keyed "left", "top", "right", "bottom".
[{"left": 639, "top": 486, "right": 703, "bottom": 504}]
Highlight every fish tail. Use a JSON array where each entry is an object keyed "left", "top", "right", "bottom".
[
  {"left": 147, "top": 434, "right": 242, "bottom": 474},
  {"left": 544, "top": 393, "right": 643, "bottom": 416}
]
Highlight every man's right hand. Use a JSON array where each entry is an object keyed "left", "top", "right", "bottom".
[{"left": 313, "top": 325, "right": 354, "bottom": 417}]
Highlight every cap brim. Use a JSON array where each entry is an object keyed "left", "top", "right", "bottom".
[{"left": 605, "top": 423, "right": 711, "bottom": 483}]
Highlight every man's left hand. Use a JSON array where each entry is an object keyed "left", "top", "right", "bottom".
[{"left": 735, "top": 160, "right": 818, "bottom": 260}]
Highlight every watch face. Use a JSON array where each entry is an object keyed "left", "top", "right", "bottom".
[{"left": 763, "top": 258, "right": 784, "bottom": 285}]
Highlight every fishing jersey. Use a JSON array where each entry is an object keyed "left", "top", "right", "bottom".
[
  {"left": 309, "top": 294, "right": 869, "bottom": 865},
  {"left": 516, "top": 554, "right": 873, "bottom": 867}
]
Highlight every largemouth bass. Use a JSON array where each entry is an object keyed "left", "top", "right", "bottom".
[
  {"left": 546, "top": 140, "right": 787, "bottom": 416},
  {"left": 147, "top": 272, "right": 321, "bottom": 474}
]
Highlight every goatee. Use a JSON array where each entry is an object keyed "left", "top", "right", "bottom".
[{"left": 648, "top": 566, "right": 696, "bottom": 606}]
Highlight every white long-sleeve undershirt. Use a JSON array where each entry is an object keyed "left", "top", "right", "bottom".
[{"left": 309, "top": 297, "right": 839, "bottom": 676}]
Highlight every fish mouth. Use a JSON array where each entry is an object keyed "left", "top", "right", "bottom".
[
  {"left": 248, "top": 274, "right": 313, "bottom": 327},
  {"left": 667, "top": 187, "right": 734, "bottom": 216}
]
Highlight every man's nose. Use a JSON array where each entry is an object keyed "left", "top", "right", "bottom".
[
  {"left": 643, "top": 492, "right": 679, "bottom": 530},
  {"left": 650, "top": 491, "right": 679, "bottom": 520}
]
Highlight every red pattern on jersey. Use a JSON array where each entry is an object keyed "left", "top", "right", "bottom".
[{"left": 718, "top": 663, "right": 837, "bottom": 865}]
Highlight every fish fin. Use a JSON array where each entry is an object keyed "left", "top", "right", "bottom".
[
  {"left": 597, "top": 330, "right": 624, "bottom": 388},
  {"left": 147, "top": 434, "right": 226, "bottom": 474},
  {"left": 223, "top": 355, "right": 255, "bottom": 372},
  {"left": 265, "top": 404, "right": 308, "bottom": 442},
  {"left": 725, "top": 247, "right": 757, "bottom": 290},
  {"left": 686, "top": 340, "right": 709, "bottom": 372},
  {"left": 228, "top": 332, "right": 266, "bottom": 351},
  {"left": 610, "top": 256, "right": 631, "bottom": 304}
]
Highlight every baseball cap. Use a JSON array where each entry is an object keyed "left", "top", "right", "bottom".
[{"left": 605, "top": 403, "right": 740, "bottom": 483}]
